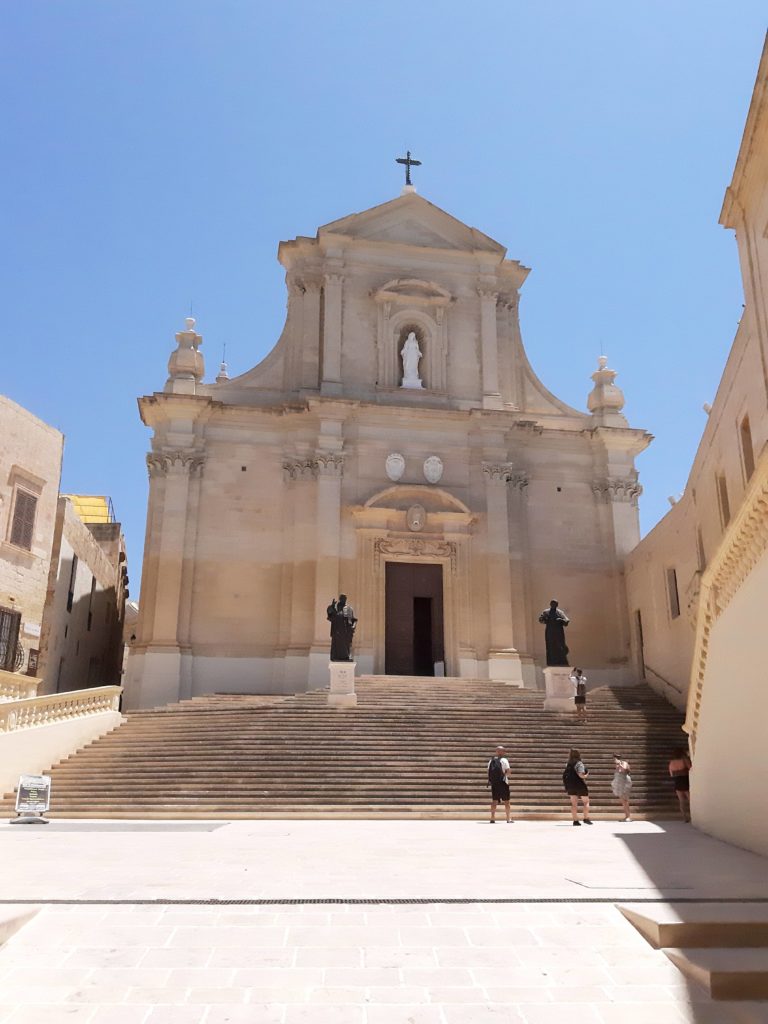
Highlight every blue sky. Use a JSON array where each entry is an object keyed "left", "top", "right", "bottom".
[{"left": 1, "top": 3, "right": 766, "bottom": 585}]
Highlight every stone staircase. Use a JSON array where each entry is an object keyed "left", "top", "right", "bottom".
[
  {"left": 620, "top": 902, "right": 768, "bottom": 1002},
  {"left": 0, "top": 676, "right": 686, "bottom": 819}
]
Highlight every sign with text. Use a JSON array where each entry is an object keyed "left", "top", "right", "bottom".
[{"left": 15, "top": 774, "right": 51, "bottom": 814}]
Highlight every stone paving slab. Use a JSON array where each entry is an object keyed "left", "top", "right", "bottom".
[
  {"left": 1, "top": 903, "right": 766, "bottom": 1023},
  {"left": 1, "top": 820, "right": 767, "bottom": 901},
  {"left": 0, "top": 820, "right": 767, "bottom": 1022}
]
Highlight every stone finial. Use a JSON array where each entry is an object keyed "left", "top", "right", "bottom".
[
  {"left": 587, "top": 355, "right": 627, "bottom": 426},
  {"left": 215, "top": 360, "right": 230, "bottom": 384},
  {"left": 165, "top": 317, "right": 205, "bottom": 395}
]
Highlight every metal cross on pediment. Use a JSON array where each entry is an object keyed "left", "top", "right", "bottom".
[{"left": 396, "top": 150, "right": 421, "bottom": 186}]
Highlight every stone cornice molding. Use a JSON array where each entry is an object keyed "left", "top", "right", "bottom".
[
  {"left": 685, "top": 448, "right": 768, "bottom": 749},
  {"left": 591, "top": 477, "right": 642, "bottom": 506},
  {"left": 482, "top": 462, "right": 528, "bottom": 490},
  {"left": 373, "top": 535, "right": 457, "bottom": 574},
  {"left": 146, "top": 450, "right": 206, "bottom": 478}
]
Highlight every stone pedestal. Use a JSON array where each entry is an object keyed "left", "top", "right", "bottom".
[
  {"left": 543, "top": 666, "right": 574, "bottom": 712},
  {"left": 328, "top": 661, "right": 357, "bottom": 708},
  {"left": 488, "top": 651, "right": 524, "bottom": 687}
]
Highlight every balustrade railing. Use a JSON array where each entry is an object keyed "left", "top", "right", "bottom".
[
  {"left": 0, "top": 670, "right": 39, "bottom": 703},
  {"left": 0, "top": 686, "right": 122, "bottom": 733}
]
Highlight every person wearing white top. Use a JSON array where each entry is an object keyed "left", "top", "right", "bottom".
[{"left": 570, "top": 667, "right": 587, "bottom": 721}]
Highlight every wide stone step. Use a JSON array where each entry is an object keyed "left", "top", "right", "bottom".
[
  {"left": 0, "top": 680, "right": 685, "bottom": 819},
  {"left": 619, "top": 903, "right": 768, "bottom": 949},
  {"left": 664, "top": 948, "right": 768, "bottom": 1000}
]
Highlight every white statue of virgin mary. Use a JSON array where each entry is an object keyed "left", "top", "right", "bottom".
[{"left": 400, "top": 331, "right": 423, "bottom": 389}]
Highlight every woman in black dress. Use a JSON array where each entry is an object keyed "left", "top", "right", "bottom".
[{"left": 563, "top": 748, "right": 593, "bottom": 826}]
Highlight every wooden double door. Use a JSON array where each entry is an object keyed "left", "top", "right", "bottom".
[{"left": 384, "top": 562, "right": 445, "bottom": 676}]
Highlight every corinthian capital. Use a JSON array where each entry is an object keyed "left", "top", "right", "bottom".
[
  {"left": 592, "top": 477, "right": 642, "bottom": 506},
  {"left": 314, "top": 453, "right": 345, "bottom": 478},
  {"left": 146, "top": 450, "right": 206, "bottom": 478}
]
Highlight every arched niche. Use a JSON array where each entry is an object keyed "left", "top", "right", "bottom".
[
  {"left": 380, "top": 307, "right": 446, "bottom": 392},
  {"left": 372, "top": 280, "right": 451, "bottom": 392}
]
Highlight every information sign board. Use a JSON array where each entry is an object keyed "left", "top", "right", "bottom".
[{"left": 15, "top": 774, "right": 51, "bottom": 814}]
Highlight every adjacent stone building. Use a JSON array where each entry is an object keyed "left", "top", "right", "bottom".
[
  {"left": 126, "top": 191, "right": 650, "bottom": 709},
  {"left": 38, "top": 495, "right": 128, "bottom": 694},
  {"left": 0, "top": 395, "right": 64, "bottom": 678},
  {"left": 626, "top": 36, "right": 768, "bottom": 856},
  {"left": 0, "top": 393, "right": 129, "bottom": 694}
]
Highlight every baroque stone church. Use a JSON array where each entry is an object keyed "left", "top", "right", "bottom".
[{"left": 125, "top": 187, "right": 650, "bottom": 709}]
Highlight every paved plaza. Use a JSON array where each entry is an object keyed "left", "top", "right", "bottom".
[{"left": 0, "top": 820, "right": 767, "bottom": 1022}]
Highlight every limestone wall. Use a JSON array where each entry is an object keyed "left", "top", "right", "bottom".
[
  {"left": 0, "top": 395, "right": 64, "bottom": 672},
  {"left": 691, "top": 545, "right": 768, "bottom": 856},
  {"left": 38, "top": 499, "right": 125, "bottom": 695}
]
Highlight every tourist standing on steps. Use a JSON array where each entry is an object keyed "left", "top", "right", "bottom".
[
  {"left": 611, "top": 754, "right": 632, "bottom": 821},
  {"left": 668, "top": 746, "right": 692, "bottom": 822},
  {"left": 570, "top": 667, "right": 587, "bottom": 721},
  {"left": 487, "top": 745, "right": 513, "bottom": 824},
  {"left": 563, "top": 748, "right": 593, "bottom": 825}
]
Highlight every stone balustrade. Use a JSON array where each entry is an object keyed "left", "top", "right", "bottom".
[
  {"left": 0, "top": 670, "right": 39, "bottom": 704},
  {"left": 0, "top": 686, "right": 122, "bottom": 733}
]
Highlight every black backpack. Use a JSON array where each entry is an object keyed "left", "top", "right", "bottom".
[
  {"left": 562, "top": 763, "right": 579, "bottom": 789},
  {"left": 488, "top": 756, "right": 506, "bottom": 786}
]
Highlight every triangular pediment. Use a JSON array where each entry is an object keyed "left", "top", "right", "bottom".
[{"left": 319, "top": 193, "right": 506, "bottom": 256}]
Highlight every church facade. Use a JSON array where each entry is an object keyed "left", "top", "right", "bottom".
[{"left": 125, "top": 191, "right": 650, "bottom": 709}]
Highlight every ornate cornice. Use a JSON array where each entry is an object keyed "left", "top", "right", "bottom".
[
  {"left": 592, "top": 477, "right": 642, "bottom": 506},
  {"left": 147, "top": 450, "right": 205, "bottom": 478},
  {"left": 373, "top": 536, "right": 457, "bottom": 574}
]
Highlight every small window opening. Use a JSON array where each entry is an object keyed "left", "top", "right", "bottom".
[
  {"left": 716, "top": 473, "right": 731, "bottom": 529},
  {"left": 740, "top": 414, "right": 755, "bottom": 481},
  {"left": 666, "top": 567, "right": 680, "bottom": 620}
]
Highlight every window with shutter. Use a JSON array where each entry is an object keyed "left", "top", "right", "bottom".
[
  {"left": 0, "top": 606, "right": 21, "bottom": 671},
  {"left": 10, "top": 490, "right": 37, "bottom": 550}
]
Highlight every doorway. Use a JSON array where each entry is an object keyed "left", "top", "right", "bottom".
[{"left": 385, "top": 562, "right": 444, "bottom": 676}]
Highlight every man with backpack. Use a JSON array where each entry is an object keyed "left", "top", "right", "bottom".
[{"left": 487, "top": 745, "right": 513, "bottom": 824}]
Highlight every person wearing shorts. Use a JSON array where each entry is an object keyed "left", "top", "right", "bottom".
[
  {"left": 669, "top": 747, "right": 692, "bottom": 822},
  {"left": 487, "top": 745, "right": 512, "bottom": 824},
  {"left": 570, "top": 668, "right": 587, "bottom": 721},
  {"left": 563, "top": 748, "right": 592, "bottom": 825}
]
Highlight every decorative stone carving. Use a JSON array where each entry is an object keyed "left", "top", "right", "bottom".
[
  {"left": 165, "top": 317, "right": 204, "bottom": 394},
  {"left": 482, "top": 463, "right": 528, "bottom": 490},
  {"left": 315, "top": 453, "right": 344, "bottom": 478},
  {"left": 587, "top": 356, "right": 628, "bottom": 425},
  {"left": 423, "top": 455, "right": 443, "bottom": 484},
  {"left": 374, "top": 536, "right": 457, "bottom": 573},
  {"left": 385, "top": 453, "right": 406, "bottom": 481},
  {"left": 400, "top": 332, "right": 424, "bottom": 389},
  {"left": 282, "top": 454, "right": 344, "bottom": 481},
  {"left": 146, "top": 450, "right": 206, "bottom": 478},
  {"left": 406, "top": 505, "right": 426, "bottom": 532},
  {"left": 592, "top": 477, "right": 642, "bottom": 506}
]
